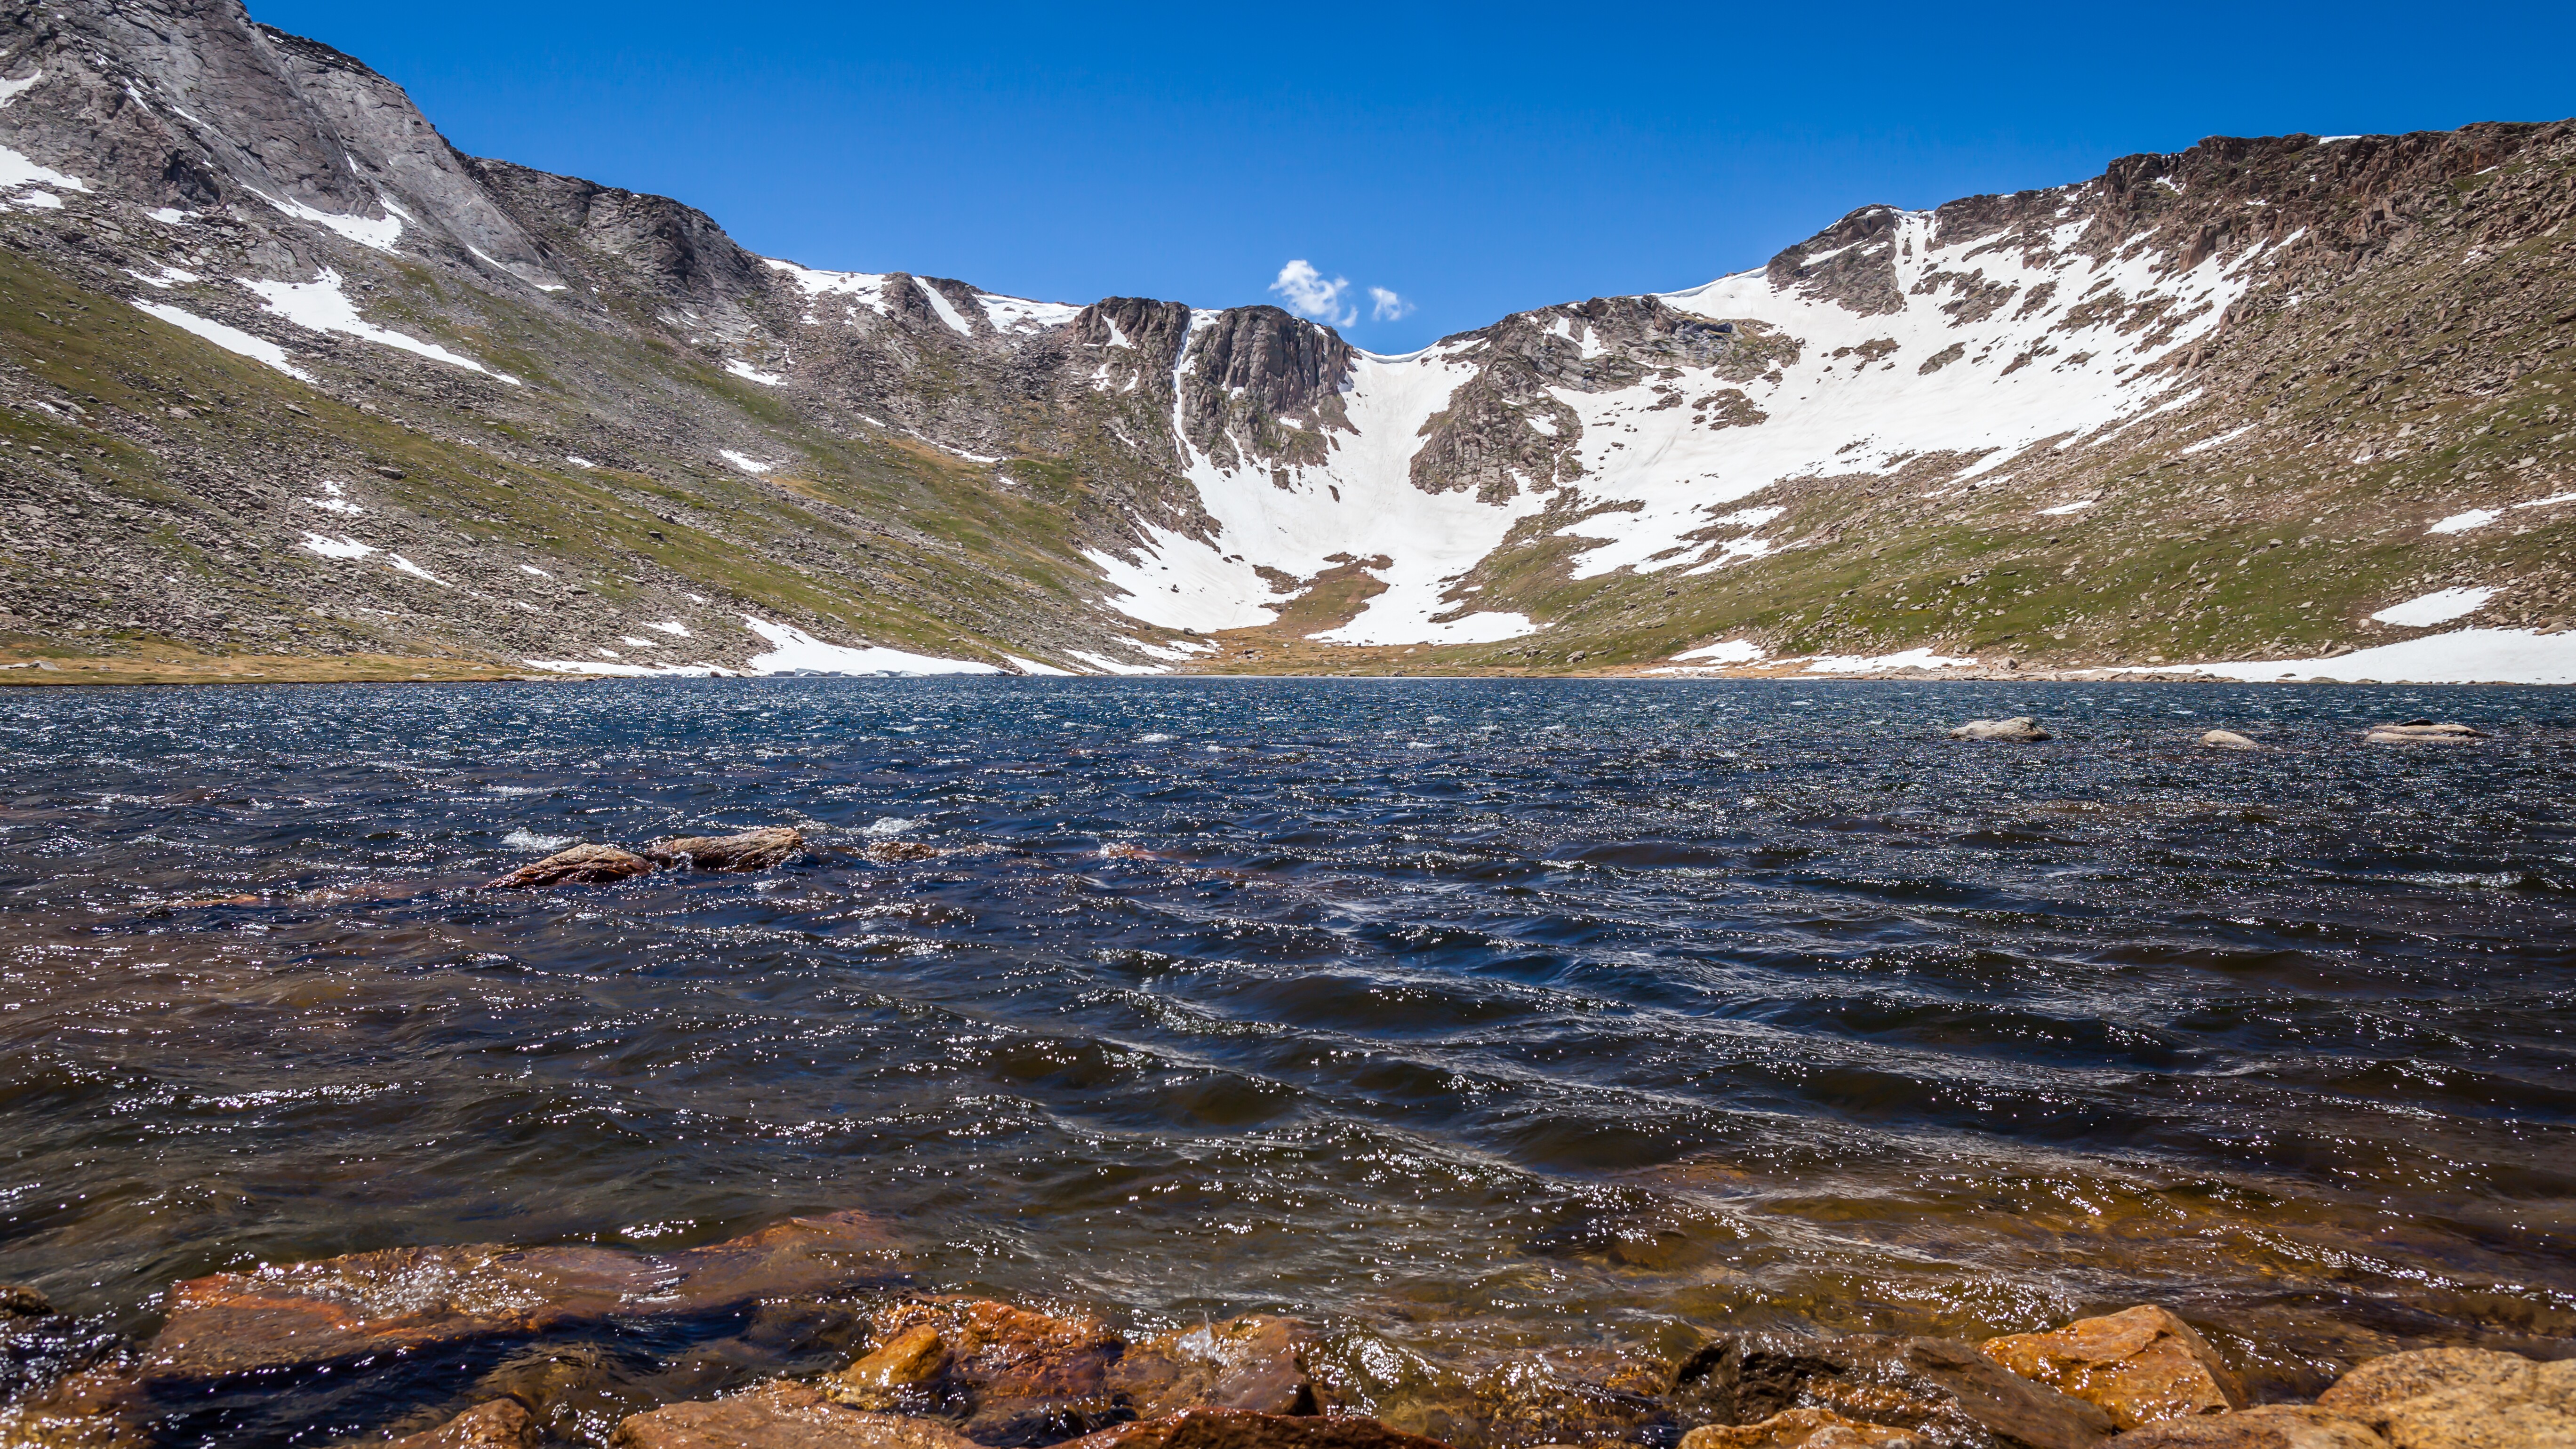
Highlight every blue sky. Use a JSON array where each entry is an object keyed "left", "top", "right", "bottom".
[{"left": 257, "top": 0, "right": 2573, "bottom": 352}]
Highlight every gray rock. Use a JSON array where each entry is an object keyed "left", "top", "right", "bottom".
[
  {"left": 2361, "top": 722, "right": 2485, "bottom": 744},
  {"left": 641, "top": 826, "right": 803, "bottom": 872},
  {"left": 1949, "top": 717, "right": 2051, "bottom": 742}
]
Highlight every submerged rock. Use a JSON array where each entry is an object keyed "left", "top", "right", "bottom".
[
  {"left": 1058, "top": 1409, "right": 1452, "bottom": 1449},
  {"left": 864, "top": 840, "right": 948, "bottom": 864},
  {"left": 0, "top": 1284, "right": 52, "bottom": 1318},
  {"left": 381, "top": 1399, "right": 544, "bottom": 1449},
  {"left": 616, "top": 1380, "right": 981, "bottom": 1449},
  {"left": 1948, "top": 717, "right": 2050, "bottom": 742},
  {"left": 140, "top": 1210, "right": 901, "bottom": 1382},
  {"left": 487, "top": 842, "right": 655, "bottom": 888},
  {"left": 644, "top": 826, "right": 804, "bottom": 872},
  {"left": 2360, "top": 721, "right": 2485, "bottom": 745},
  {"left": 2314, "top": 1347, "right": 2576, "bottom": 1448},
  {"left": 1114, "top": 1316, "right": 1323, "bottom": 1418},
  {"left": 1677, "top": 1406, "right": 1924, "bottom": 1447},
  {"left": 1673, "top": 1334, "right": 2113, "bottom": 1449},
  {"left": 2198, "top": 730, "right": 2264, "bottom": 751},
  {"left": 2110, "top": 1404, "right": 2387, "bottom": 1447},
  {"left": 1979, "top": 1305, "right": 2244, "bottom": 1430}
]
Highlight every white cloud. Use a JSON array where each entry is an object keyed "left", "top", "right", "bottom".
[
  {"left": 1271, "top": 259, "right": 1352, "bottom": 325},
  {"left": 1368, "top": 286, "right": 1414, "bottom": 321}
]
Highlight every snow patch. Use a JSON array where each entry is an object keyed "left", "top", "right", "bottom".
[
  {"left": 1002, "top": 654, "right": 1074, "bottom": 676},
  {"left": 0, "top": 142, "right": 88, "bottom": 193},
  {"left": 2141, "top": 629, "right": 2576, "bottom": 685},
  {"left": 911, "top": 279, "right": 975, "bottom": 336},
  {"left": 2427, "top": 509, "right": 2498, "bottom": 535},
  {"left": 1804, "top": 647, "right": 1979, "bottom": 673},
  {"left": 132, "top": 299, "right": 310, "bottom": 380},
  {"left": 741, "top": 616, "right": 1002, "bottom": 676},
  {"left": 1672, "top": 639, "right": 1764, "bottom": 664},
  {"left": 302, "top": 480, "right": 362, "bottom": 515},
  {"left": 243, "top": 269, "right": 520, "bottom": 382},
  {"left": 646, "top": 620, "right": 690, "bottom": 636},
  {"left": 387, "top": 555, "right": 450, "bottom": 587},
  {"left": 719, "top": 450, "right": 774, "bottom": 474},
  {"left": 978, "top": 294, "right": 1082, "bottom": 331},
  {"left": 2037, "top": 498, "right": 2097, "bottom": 516},
  {"left": 724, "top": 358, "right": 784, "bottom": 385},
  {"left": 299, "top": 532, "right": 375, "bottom": 560},
  {"left": 247, "top": 188, "right": 403, "bottom": 253},
  {"left": 2370, "top": 585, "right": 2495, "bottom": 627}
]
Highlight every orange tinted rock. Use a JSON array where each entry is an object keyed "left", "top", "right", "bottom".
[
  {"left": 2111, "top": 1404, "right": 2387, "bottom": 1448},
  {"left": 1059, "top": 1408, "right": 1454, "bottom": 1449},
  {"left": 829, "top": 1322, "right": 954, "bottom": 1407},
  {"left": 488, "top": 842, "right": 653, "bottom": 888},
  {"left": 2315, "top": 1349, "right": 2576, "bottom": 1449},
  {"left": 1980, "top": 1305, "right": 2244, "bottom": 1430},
  {"left": 381, "top": 1400, "right": 544, "bottom": 1449},
  {"left": 144, "top": 1210, "right": 901, "bottom": 1380},
  {"left": 615, "top": 1380, "right": 982, "bottom": 1449},
  {"left": 1676, "top": 1407, "right": 1925, "bottom": 1447}
]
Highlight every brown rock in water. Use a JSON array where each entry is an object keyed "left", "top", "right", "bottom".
[
  {"left": 1114, "top": 1316, "right": 1324, "bottom": 1417},
  {"left": 1948, "top": 717, "right": 2051, "bottom": 741},
  {"left": 0, "top": 1282, "right": 53, "bottom": 1317},
  {"left": 2112, "top": 1404, "right": 2388, "bottom": 1448},
  {"left": 864, "top": 840, "right": 947, "bottom": 864},
  {"left": 141, "top": 1210, "right": 900, "bottom": 1382},
  {"left": 1059, "top": 1408, "right": 1454, "bottom": 1449},
  {"left": 2361, "top": 722, "right": 2485, "bottom": 745},
  {"left": 380, "top": 1400, "right": 544, "bottom": 1449},
  {"left": 1980, "top": 1305, "right": 2245, "bottom": 1430},
  {"left": 2315, "top": 1347, "right": 2576, "bottom": 1448},
  {"left": 2199, "top": 730, "right": 2264, "bottom": 751},
  {"left": 643, "top": 826, "right": 804, "bottom": 872},
  {"left": 829, "top": 1323, "right": 953, "bottom": 1409},
  {"left": 1677, "top": 1407, "right": 1925, "bottom": 1447},
  {"left": 1674, "top": 1334, "right": 2113, "bottom": 1449},
  {"left": 487, "top": 842, "right": 654, "bottom": 888},
  {"left": 616, "top": 1380, "right": 982, "bottom": 1449},
  {"left": 843, "top": 1297, "right": 1128, "bottom": 1439}
]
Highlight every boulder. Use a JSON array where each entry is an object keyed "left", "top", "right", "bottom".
[
  {"left": 2199, "top": 730, "right": 2264, "bottom": 751},
  {"left": 1113, "top": 1316, "right": 1323, "bottom": 1418},
  {"left": 1677, "top": 1407, "right": 1925, "bottom": 1447},
  {"left": 1057, "top": 1409, "right": 1453, "bottom": 1449},
  {"left": 1949, "top": 717, "right": 2050, "bottom": 742},
  {"left": 643, "top": 826, "right": 804, "bottom": 872},
  {"left": 0, "top": 1284, "right": 52, "bottom": 1318},
  {"left": 140, "top": 1210, "right": 901, "bottom": 1382},
  {"left": 1672, "top": 1334, "right": 2113, "bottom": 1449},
  {"left": 381, "top": 1400, "right": 545, "bottom": 1449},
  {"left": 831, "top": 1323, "right": 953, "bottom": 1408},
  {"left": 2315, "top": 1348, "right": 2576, "bottom": 1449},
  {"left": 1979, "top": 1305, "right": 2244, "bottom": 1430},
  {"left": 616, "top": 1380, "right": 983, "bottom": 1449},
  {"left": 487, "top": 842, "right": 654, "bottom": 888},
  {"left": 2111, "top": 1404, "right": 2388, "bottom": 1447},
  {"left": 2361, "top": 722, "right": 2484, "bottom": 745}
]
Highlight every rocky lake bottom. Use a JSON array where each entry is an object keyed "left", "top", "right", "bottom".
[{"left": 0, "top": 678, "right": 2568, "bottom": 1448}]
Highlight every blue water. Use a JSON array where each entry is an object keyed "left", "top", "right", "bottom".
[{"left": 1, "top": 678, "right": 2571, "bottom": 1442}]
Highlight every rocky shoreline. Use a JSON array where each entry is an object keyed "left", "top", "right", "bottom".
[{"left": 0, "top": 1216, "right": 2566, "bottom": 1449}]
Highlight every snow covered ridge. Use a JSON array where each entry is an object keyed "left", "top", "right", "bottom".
[{"left": 1084, "top": 191, "right": 2283, "bottom": 648}]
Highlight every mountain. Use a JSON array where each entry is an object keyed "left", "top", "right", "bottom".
[{"left": 2, "top": 0, "right": 2573, "bottom": 683}]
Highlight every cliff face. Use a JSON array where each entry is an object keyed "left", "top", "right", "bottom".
[{"left": 2, "top": 0, "right": 2572, "bottom": 679}]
